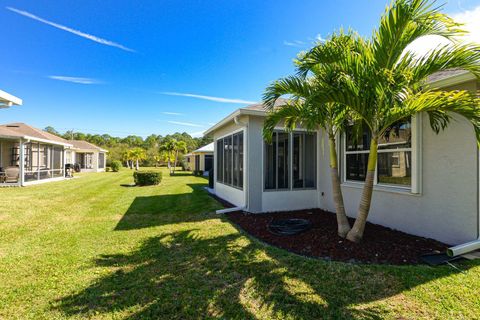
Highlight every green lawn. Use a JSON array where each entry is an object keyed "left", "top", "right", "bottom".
[{"left": 0, "top": 168, "right": 479, "bottom": 319}]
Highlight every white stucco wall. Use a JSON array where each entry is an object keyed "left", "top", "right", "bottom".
[
  {"left": 318, "top": 111, "right": 478, "bottom": 245},
  {"left": 213, "top": 118, "right": 247, "bottom": 208}
]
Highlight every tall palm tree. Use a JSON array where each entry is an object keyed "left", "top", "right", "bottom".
[
  {"left": 129, "top": 147, "right": 147, "bottom": 170},
  {"left": 123, "top": 149, "right": 133, "bottom": 169},
  {"left": 172, "top": 140, "right": 188, "bottom": 174},
  {"left": 262, "top": 75, "right": 352, "bottom": 237},
  {"left": 160, "top": 139, "right": 176, "bottom": 173},
  {"left": 298, "top": 0, "right": 480, "bottom": 242}
]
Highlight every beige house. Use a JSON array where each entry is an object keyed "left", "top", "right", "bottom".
[
  {"left": 67, "top": 140, "right": 107, "bottom": 172},
  {"left": 205, "top": 70, "right": 480, "bottom": 245},
  {"left": 185, "top": 142, "right": 214, "bottom": 173}
]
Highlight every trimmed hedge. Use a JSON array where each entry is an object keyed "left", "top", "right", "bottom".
[
  {"left": 110, "top": 160, "right": 122, "bottom": 172},
  {"left": 133, "top": 171, "right": 162, "bottom": 186}
]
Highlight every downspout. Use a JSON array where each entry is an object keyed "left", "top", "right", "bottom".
[{"left": 446, "top": 146, "right": 480, "bottom": 257}]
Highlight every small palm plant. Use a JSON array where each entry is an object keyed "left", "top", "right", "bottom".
[
  {"left": 172, "top": 141, "right": 188, "bottom": 174},
  {"left": 160, "top": 138, "right": 177, "bottom": 174},
  {"left": 298, "top": 0, "right": 480, "bottom": 242},
  {"left": 129, "top": 147, "right": 147, "bottom": 170},
  {"left": 263, "top": 73, "right": 352, "bottom": 237}
]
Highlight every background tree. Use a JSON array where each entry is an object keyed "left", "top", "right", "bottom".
[
  {"left": 160, "top": 138, "right": 177, "bottom": 173},
  {"left": 172, "top": 140, "right": 188, "bottom": 174}
]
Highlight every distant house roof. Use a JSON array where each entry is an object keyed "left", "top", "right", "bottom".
[
  {"left": 193, "top": 142, "right": 214, "bottom": 153},
  {"left": 0, "top": 123, "right": 72, "bottom": 146},
  {"left": 69, "top": 140, "right": 108, "bottom": 152},
  {"left": 0, "top": 90, "right": 22, "bottom": 109}
]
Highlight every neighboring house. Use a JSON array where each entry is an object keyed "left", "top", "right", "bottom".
[
  {"left": 0, "top": 121, "right": 108, "bottom": 186},
  {"left": 0, "top": 122, "right": 73, "bottom": 186},
  {"left": 204, "top": 70, "right": 480, "bottom": 245},
  {"left": 185, "top": 142, "right": 214, "bottom": 173},
  {"left": 67, "top": 140, "right": 107, "bottom": 172}
]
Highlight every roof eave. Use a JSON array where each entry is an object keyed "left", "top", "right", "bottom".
[
  {"left": 427, "top": 71, "right": 477, "bottom": 89},
  {"left": 203, "top": 108, "right": 267, "bottom": 136}
]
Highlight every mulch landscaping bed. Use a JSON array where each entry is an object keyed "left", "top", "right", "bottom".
[{"left": 227, "top": 209, "right": 449, "bottom": 265}]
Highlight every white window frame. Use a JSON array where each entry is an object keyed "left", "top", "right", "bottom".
[
  {"left": 215, "top": 128, "right": 245, "bottom": 190},
  {"left": 341, "top": 114, "right": 422, "bottom": 194},
  {"left": 263, "top": 129, "right": 317, "bottom": 192}
]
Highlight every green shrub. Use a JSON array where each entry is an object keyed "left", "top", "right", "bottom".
[
  {"left": 133, "top": 171, "right": 162, "bottom": 186},
  {"left": 198, "top": 170, "right": 204, "bottom": 176},
  {"left": 106, "top": 167, "right": 111, "bottom": 172},
  {"left": 111, "top": 160, "right": 122, "bottom": 172}
]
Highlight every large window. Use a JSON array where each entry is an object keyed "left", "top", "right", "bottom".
[
  {"left": 265, "top": 131, "right": 316, "bottom": 190},
  {"left": 216, "top": 131, "right": 243, "bottom": 189},
  {"left": 344, "top": 118, "right": 412, "bottom": 187}
]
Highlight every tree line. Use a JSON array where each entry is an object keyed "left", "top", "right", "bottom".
[{"left": 43, "top": 126, "right": 212, "bottom": 168}]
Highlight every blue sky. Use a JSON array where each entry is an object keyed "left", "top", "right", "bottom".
[{"left": 1, "top": 0, "right": 479, "bottom": 137}]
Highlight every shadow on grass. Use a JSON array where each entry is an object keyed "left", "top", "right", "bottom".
[
  {"left": 55, "top": 222, "right": 474, "bottom": 319},
  {"left": 115, "top": 183, "right": 219, "bottom": 230}
]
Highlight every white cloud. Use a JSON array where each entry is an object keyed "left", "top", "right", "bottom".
[
  {"left": 167, "top": 121, "right": 204, "bottom": 127},
  {"left": 48, "top": 75, "right": 100, "bottom": 84},
  {"left": 160, "top": 92, "right": 257, "bottom": 104},
  {"left": 406, "top": 5, "right": 480, "bottom": 57},
  {"left": 162, "top": 112, "right": 183, "bottom": 116},
  {"left": 6, "top": 6, "right": 135, "bottom": 52},
  {"left": 283, "top": 40, "right": 306, "bottom": 47},
  {"left": 189, "top": 130, "right": 205, "bottom": 137}
]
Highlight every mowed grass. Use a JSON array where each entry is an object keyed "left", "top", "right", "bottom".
[{"left": 0, "top": 168, "right": 479, "bottom": 319}]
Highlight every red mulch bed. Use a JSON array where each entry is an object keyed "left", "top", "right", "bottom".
[{"left": 227, "top": 209, "right": 449, "bottom": 265}]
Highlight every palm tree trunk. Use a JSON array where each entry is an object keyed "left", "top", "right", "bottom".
[
  {"left": 329, "top": 135, "right": 351, "bottom": 238},
  {"left": 346, "top": 138, "right": 378, "bottom": 243},
  {"left": 136, "top": 159, "right": 139, "bottom": 170},
  {"left": 173, "top": 150, "right": 178, "bottom": 174}
]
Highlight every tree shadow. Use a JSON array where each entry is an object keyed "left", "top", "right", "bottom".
[
  {"left": 54, "top": 223, "right": 474, "bottom": 319},
  {"left": 115, "top": 183, "right": 220, "bottom": 230}
]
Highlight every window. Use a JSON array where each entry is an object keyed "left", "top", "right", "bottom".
[
  {"left": 216, "top": 131, "right": 243, "bottom": 189},
  {"left": 265, "top": 131, "right": 316, "bottom": 190},
  {"left": 98, "top": 153, "right": 105, "bottom": 169},
  {"left": 344, "top": 119, "right": 412, "bottom": 188}
]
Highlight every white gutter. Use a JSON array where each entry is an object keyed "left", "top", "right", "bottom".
[{"left": 216, "top": 206, "right": 245, "bottom": 214}]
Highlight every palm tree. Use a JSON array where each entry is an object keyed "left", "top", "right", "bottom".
[
  {"left": 123, "top": 150, "right": 133, "bottom": 169},
  {"left": 262, "top": 75, "right": 352, "bottom": 237},
  {"left": 129, "top": 147, "right": 147, "bottom": 170},
  {"left": 160, "top": 139, "right": 176, "bottom": 173},
  {"left": 172, "top": 140, "right": 188, "bottom": 174},
  {"left": 298, "top": 0, "right": 480, "bottom": 242}
]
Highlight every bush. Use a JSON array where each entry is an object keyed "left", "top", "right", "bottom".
[
  {"left": 106, "top": 167, "right": 111, "bottom": 172},
  {"left": 110, "top": 160, "right": 122, "bottom": 172},
  {"left": 133, "top": 171, "right": 162, "bottom": 186}
]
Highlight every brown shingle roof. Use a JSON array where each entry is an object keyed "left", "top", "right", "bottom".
[
  {"left": 0, "top": 123, "right": 71, "bottom": 145},
  {"left": 241, "top": 98, "right": 289, "bottom": 113},
  {"left": 69, "top": 140, "right": 106, "bottom": 152}
]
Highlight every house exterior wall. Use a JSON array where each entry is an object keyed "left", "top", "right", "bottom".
[
  {"left": 213, "top": 117, "right": 247, "bottom": 208},
  {"left": 70, "top": 150, "right": 106, "bottom": 172},
  {"left": 318, "top": 79, "right": 480, "bottom": 245},
  {"left": 209, "top": 79, "right": 479, "bottom": 245}
]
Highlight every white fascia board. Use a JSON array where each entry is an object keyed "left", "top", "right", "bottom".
[
  {"left": 24, "top": 136, "right": 73, "bottom": 147},
  {"left": 204, "top": 108, "right": 267, "bottom": 136},
  {"left": 0, "top": 90, "right": 22, "bottom": 106},
  {"left": 427, "top": 71, "right": 477, "bottom": 89}
]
